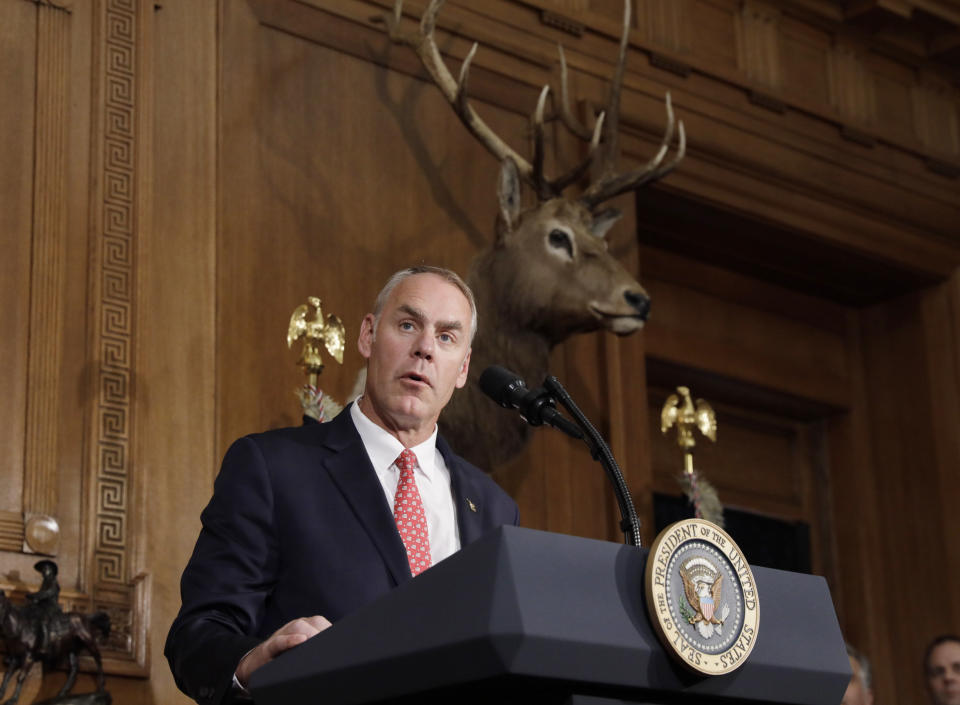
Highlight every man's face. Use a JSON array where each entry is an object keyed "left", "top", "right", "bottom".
[
  {"left": 842, "top": 655, "right": 873, "bottom": 705},
  {"left": 358, "top": 273, "right": 472, "bottom": 442},
  {"left": 928, "top": 641, "right": 960, "bottom": 705}
]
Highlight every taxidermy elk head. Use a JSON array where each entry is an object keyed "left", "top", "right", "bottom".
[{"left": 381, "top": 0, "right": 685, "bottom": 470}]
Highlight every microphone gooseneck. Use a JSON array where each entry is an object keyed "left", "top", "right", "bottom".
[{"left": 479, "top": 365, "right": 641, "bottom": 546}]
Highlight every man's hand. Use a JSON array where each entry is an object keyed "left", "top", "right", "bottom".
[{"left": 235, "top": 615, "right": 332, "bottom": 687}]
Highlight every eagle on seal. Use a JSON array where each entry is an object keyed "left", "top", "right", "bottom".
[{"left": 680, "top": 557, "right": 727, "bottom": 638}]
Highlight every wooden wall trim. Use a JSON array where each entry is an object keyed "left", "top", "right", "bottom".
[
  {"left": 82, "top": 0, "right": 150, "bottom": 677},
  {"left": 22, "top": 2, "right": 72, "bottom": 554},
  {"left": 0, "top": 511, "right": 26, "bottom": 554},
  {"left": 736, "top": 0, "right": 783, "bottom": 90},
  {"left": 921, "top": 277, "right": 960, "bottom": 628},
  {"left": 278, "top": 0, "right": 960, "bottom": 280},
  {"left": 518, "top": 0, "right": 960, "bottom": 162}
]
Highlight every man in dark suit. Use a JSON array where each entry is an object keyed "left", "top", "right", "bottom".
[{"left": 165, "top": 266, "right": 519, "bottom": 705}]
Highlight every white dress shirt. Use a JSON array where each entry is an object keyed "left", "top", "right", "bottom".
[{"left": 350, "top": 399, "right": 461, "bottom": 566}]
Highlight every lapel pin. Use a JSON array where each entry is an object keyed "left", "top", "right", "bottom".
[{"left": 466, "top": 498, "right": 478, "bottom": 513}]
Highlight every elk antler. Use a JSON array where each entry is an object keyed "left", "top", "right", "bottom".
[
  {"left": 556, "top": 44, "right": 595, "bottom": 143},
  {"left": 580, "top": 92, "right": 686, "bottom": 208},
  {"left": 381, "top": 0, "right": 603, "bottom": 201},
  {"left": 381, "top": 0, "right": 684, "bottom": 208},
  {"left": 576, "top": 0, "right": 687, "bottom": 209}
]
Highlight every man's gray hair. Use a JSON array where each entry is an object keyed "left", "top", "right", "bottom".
[
  {"left": 847, "top": 643, "right": 872, "bottom": 690},
  {"left": 372, "top": 265, "right": 478, "bottom": 343}
]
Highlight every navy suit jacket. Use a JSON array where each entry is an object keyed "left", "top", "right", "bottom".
[{"left": 165, "top": 404, "right": 519, "bottom": 705}]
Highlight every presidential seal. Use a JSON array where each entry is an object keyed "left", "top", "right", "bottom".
[{"left": 644, "top": 519, "right": 759, "bottom": 676}]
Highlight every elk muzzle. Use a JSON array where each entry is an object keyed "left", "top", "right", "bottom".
[
  {"left": 625, "top": 290, "right": 651, "bottom": 321},
  {"left": 588, "top": 287, "right": 651, "bottom": 336}
]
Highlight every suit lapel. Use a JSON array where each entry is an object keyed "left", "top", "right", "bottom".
[
  {"left": 321, "top": 406, "right": 412, "bottom": 585},
  {"left": 441, "top": 438, "right": 485, "bottom": 546}
]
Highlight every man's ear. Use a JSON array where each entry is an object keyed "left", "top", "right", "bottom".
[
  {"left": 455, "top": 348, "right": 472, "bottom": 389},
  {"left": 357, "top": 314, "right": 376, "bottom": 360}
]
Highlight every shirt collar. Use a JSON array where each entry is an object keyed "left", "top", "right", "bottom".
[{"left": 350, "top": 398, "right": 439, "bottom": 483}]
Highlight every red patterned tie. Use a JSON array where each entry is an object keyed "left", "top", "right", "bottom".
[{"left": 393, "top": 449, "right": 432, "bottom": 576}]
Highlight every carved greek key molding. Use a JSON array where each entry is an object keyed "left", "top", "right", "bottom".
[
  {"left": 94, "top": 0, "right": 135, "bottom": 588},
  {"left": 94, "top": 0, "right": 137, "bottom": 584},
  {"left": 85, "top": 0, "right": 148, "bottom": 675}
]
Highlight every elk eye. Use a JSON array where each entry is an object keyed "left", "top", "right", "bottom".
[{"left": 548, "top": 229, "right": 573, "bottom": 258}]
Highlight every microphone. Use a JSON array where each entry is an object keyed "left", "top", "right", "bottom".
[{"left": 479, "top": 365, "right": 583, "bottom": 440}]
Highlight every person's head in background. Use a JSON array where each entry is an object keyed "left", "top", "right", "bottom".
[
  {"left": 842, "top": 643, "right": 874, "bottom": 705},
  {"left": 926, "top": 635, "right": 960, "bottom": 705}
]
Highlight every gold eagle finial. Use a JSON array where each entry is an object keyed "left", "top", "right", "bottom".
[
  {"left": 287, "top": 296, "right": 345, "bottom": 385},
  {"left": 660, "top": 386, "right": 716, "bottom": 448},
  {"left": 660, "top": 386, "right": 723, "bottom": 525}
]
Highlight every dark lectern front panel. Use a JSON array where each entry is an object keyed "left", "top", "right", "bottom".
[{"left": 250, "top": 526, "right": 849, "bottom": 705}]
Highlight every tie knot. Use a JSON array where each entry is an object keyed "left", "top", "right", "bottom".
[{"left": 397, "top": 448, "right": 418, "bottom": 473}]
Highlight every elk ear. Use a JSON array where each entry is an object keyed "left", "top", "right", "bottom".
[
  {"left": 589, "top": 207, "right": 622, "bottom": 239},
  {"left": 497, "top": 157, "right": 522, "bottom": 242}
]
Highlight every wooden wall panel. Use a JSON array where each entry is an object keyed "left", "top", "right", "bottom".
[
  {"left": 920, "top": 280, "right": 960, "bottom": 629},
  {"left": 0, "top": 0, "right": 96, "bottom": 582},
  {"left": 829, "top": 39, "right": 876, "bottom": 127},
  {"left": 915, "top": 73, "right": 960, "bottom": 158},
  {"left": 690, "top": 0, "right": 739, "bottom": 72},
  {"left": 133, "top": 0, "right": 219, "bottom": 702},
  {"left": 639, "top": 0, "right": 688, "bottom": 54},
  {"left": 24, "top": 1, "right": 71, "bottom": 545},
  {"left": 0, "top": 2, "right": 37, "bottom": 522},
  {"left": 824, "top": 310, "right": 890, "bottom": 692},
  {"left": 869, "top": 52, "right": 917, "bottom": 143},
  {"left": 780, "top": 17, "right": 831, "bottom": 110},
  {"left": 52, "top": 0, "right": 94, "bottom": 605},
  {"left": 613, "top": 332, "right": 657, "bottom": 545},
  {"left": 642, "top": 276, "right": 850, "bottom": 407},
  {"left": 736, "top": 0, "right": 782, "bottom": 90},
  {"left": 849, "top": 286, "right": 960, "bottom": 704}
]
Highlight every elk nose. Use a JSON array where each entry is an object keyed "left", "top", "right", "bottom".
[{"left": 625, "top": 291, "right": 651, "bottom": 320}]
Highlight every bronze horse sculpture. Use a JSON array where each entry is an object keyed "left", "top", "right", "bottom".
[{"left": 0, "top": 585, "right": 110, "bottom": 705}]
